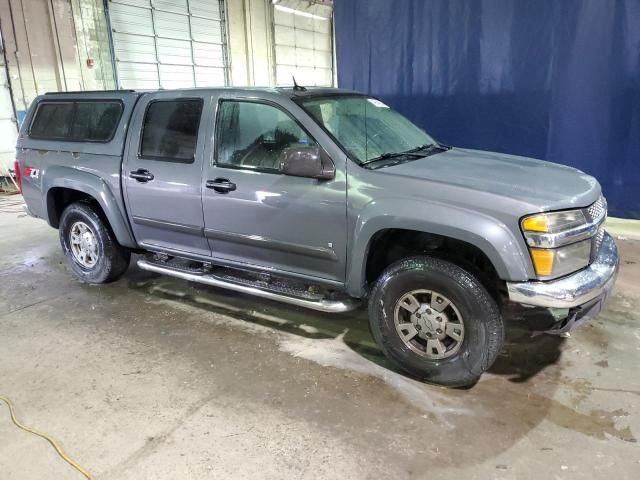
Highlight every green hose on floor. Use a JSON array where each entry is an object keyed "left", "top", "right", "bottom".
[{"left": 0, "top": 395, "right": 93, "bottom": 479}]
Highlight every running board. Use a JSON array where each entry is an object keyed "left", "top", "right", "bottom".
[{"left": 137, "top": 258, "right": 360, "bottom": 313}]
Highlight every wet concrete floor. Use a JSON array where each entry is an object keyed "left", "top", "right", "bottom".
[{"left": 0, "top": 197, "right": 638, "bottom": 479}]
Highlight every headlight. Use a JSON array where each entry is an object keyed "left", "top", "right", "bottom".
[
  {"left": 521, "top": 209, "right": 592, "bottom": 279},
  {"left": 529, "top": 240, "right": 591, "bottom": 278},
  {"left": 521, "top": 210, "right": 586, "bottom": 234}
]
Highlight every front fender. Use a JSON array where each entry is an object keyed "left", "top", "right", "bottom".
[
  {"left": 43, "top": 166, "right": 137, "bottom": 248},
  {"left": 346, "top": 199, "right": 533, "bottom": 297}
]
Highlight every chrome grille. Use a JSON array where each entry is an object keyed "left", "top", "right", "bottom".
[
  {"left": 591, "top": 227, "right": 605, "bottom": 262},
  {"left": 587, "top": 196, "right": 606, "bottom": 222},
  {"left": 586, "top": 196, "right": 607, "bottom": 262}
]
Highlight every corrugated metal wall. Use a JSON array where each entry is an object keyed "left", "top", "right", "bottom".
[
  {"left": 0, "top": 0, "right": 114, "bottom": 170},
  {"left": 0, "top": 30, "right": 17, "bottom": 171},
  {"left": 0, "top": 0, "right": 338, "bottom": 172},
  {"left": 107, "top": 0, "right": 227, "bottom": 89},
  {"left": 0, "top": 0, "right": 115, "bottom": 112},
  {"left": 272, "top": 0, "right": 333, "bottom": 86},
  {"left": 71, "top": 0, "right": 116, "bottom": 91}
]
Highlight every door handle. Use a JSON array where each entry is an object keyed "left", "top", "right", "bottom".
[
  {"left": 206, "top": 178, "right": 236, "bottom": 193},
  {"left": 130, "top": 169, "right": 154, "bottom": 182}
]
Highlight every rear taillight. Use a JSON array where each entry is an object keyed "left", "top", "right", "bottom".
[{"left": 13, "top": 159, "right": 22, "bottom": 193}]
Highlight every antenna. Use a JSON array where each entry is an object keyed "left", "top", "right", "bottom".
[{"left": 292, "top": 76, "right": 307, "bottom": 92}]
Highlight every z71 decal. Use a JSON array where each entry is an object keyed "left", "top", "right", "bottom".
[{"left": 23, "top": 167, "right": 40, "bottom": 178}]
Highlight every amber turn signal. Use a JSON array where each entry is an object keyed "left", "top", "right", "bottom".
[
  {"left": 522, "top": 215, "right": 549, "bottom": 233},
  {"left": 530, "top": 248, "right": 555, "bottom": 277}
]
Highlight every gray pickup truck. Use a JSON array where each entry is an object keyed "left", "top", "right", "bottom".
[{"left": 14, "top": 87, "right": 619, "bottom": 386}]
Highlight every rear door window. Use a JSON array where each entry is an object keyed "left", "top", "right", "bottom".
[
  {"left": 29, "top": 101, "right": 123, "bottom": 141},
  {"left": 139, "top": 99, "right": 203, "bottom": 163}
]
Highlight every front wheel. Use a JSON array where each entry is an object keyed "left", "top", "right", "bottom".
[
  {"left": 368, "top": 256, "right": 504, "bottom": 387},
  {"left": 59, "top": 202, "right": 131, "bottom": 283}
]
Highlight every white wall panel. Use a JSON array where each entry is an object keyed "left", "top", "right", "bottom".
[
  {"left": 117, "top": 62, "right": 158, "bottom": 90},
  {"left": 154, "top": 0, "right": 188, "bottom": 14},
  {"left": 193, "top": 43, "right": 225, "bottom": 66},
  {"left": 0, "top": 0, "right": 115, "bottom": 115},
  {"left": 273, "top": 0, "right": 333, "bottom": 87},
  {"left": 108, "top": 0, "right": 227, "bottom": 89},
  {"left": 0, "top": 0, "right": 116, "bottom": 172},
  {"left": 191, "top": 0, "right": 221, "bottom": 19},
  {"left": 191, "top": 17, "right": 223, "bottom": 43},
  {"left": 1, "top": 39, "right": 17, "bottom": 171},
  {"left": 112, "top": 33, "right": 156, "bottom": 63},
  {"left": 195, "top": 66, "right": 225, "bottom": 87}
]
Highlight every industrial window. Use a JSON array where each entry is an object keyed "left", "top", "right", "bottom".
[
  {"left": 216, "top": 100, "right": 316, "bottom": 171},
  {"left": 140, "top": 99, "right": 203, "bottom": 163},
  {"left": 273, "top": 0, "right": 334, "bottom": 87},
  {"left": 29, "top": 101, "right": 123, "bottom": 142}
]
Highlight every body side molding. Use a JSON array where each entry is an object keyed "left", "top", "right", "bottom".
[{"left": 204, "top": 228, "right": 338, "bottom": 261}]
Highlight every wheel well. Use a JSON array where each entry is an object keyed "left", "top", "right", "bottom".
[
  {"left": 46, "top": 187, "right": 104, "bottom": 228},
  {"left": 364, "top": 229, "right": 505, "bottom": 301}
]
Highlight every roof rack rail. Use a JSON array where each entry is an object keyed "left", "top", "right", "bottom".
[{"left": 44, "top": 89, "right": 136, "bottom": 95}]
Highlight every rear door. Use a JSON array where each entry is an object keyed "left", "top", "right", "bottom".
[{"left": 123, "top": 91, "right": 212, "bottom": 257}]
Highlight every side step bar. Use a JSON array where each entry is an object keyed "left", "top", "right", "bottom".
[{"left": 137, "top": 259, "right": 360, "bottom": 313}]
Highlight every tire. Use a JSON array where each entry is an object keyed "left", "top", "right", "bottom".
[
  {"left": 368, "top": 256, "right": 503, "bottom": 387},
  {"left": 59, "top": 201, "right": 130, "bottom": 284}
]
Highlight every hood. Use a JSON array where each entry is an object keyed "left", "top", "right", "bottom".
[{"left": 378, "top": 147, "right": 600, "bottom": 211}]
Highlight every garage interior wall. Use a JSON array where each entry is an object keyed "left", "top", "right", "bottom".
[
  {"left": 1, "top": 29, "right": 17, "bottom": 171},
  {"left": 226, "top": 0, "right": 273, "bottom": 87},
  {"left": 272, "top": 0, "right": 333, "bottom": 86},
  {"left": 335, "top": 0, "right": 640, "bottom": 219},
  {"left": 0, "top": 0, "right": 114, "bottom": 170},
  {"left": 107, "top": 0, "right": 227, "bottom": 89},
  {"left": 0, "top": 0, "right": 115, "bottom": 110},
  {"left": 225, "top": 0, "right": 334, "bottom": 88},
  {"left": 0, "top": 0, "right": 336, "bottom": 172}
]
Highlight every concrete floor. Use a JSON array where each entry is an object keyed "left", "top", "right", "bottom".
[{"left": 0, "top": 195, "right": 638, "bottom": 480}]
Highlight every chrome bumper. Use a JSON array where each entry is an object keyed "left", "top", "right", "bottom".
[{"left": 507, "top": 232, "right": 619, "bottom": 309}]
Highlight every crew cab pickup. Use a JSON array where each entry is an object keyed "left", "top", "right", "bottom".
[{"left": 15, "top": 88, "right": 619, "bottom": 386}]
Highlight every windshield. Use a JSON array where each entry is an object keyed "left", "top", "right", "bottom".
[{"left": 299, "top": 95, "right": 436, "bottom": 164}]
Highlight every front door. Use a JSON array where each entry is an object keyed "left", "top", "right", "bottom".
[
  {"left": 202, "top": 98, "right": 347, "bottom": 284},
  {"left": 123, "top": 93, "right": 211, "bottom": 257}
]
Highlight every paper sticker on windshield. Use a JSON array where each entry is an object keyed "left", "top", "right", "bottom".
[{"left": 367, "top": 98, "right": 389, "bottom": 109}]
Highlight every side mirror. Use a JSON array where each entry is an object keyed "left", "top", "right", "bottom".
[{"left": 280, "top": 145, "right": 335, "bottom": 180}]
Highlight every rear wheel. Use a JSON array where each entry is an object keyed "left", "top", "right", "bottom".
[
  {"left": 59, "top": 202, "right": 130, "bottom": 283},
  {"left": 368, "top": 256, "right": 503, "bottom": 387}
]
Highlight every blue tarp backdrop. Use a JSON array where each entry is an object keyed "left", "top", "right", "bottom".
[{"left": 334, "top": 0, "right": 640, "bottom": 219}]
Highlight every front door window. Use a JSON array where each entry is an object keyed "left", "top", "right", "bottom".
[{"left": 216, "top": 100, "right": 316, "bottom": 171}]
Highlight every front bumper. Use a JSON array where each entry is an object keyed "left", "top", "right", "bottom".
[{"left": 507, "top": 231, "right": 619, "bottom": 310}]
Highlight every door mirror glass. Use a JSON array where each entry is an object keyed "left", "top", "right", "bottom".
[{"left": 280, "top": 146, "right": 335, "bottom": 180}]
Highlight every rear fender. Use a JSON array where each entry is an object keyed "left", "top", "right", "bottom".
[{"left": 43, "top": 166, "right": 137, "bottom": 248}]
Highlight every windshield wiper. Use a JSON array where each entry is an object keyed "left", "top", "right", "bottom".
[
  {"left": 405, "top": 143, "right": 444, "bottom": 154},
  {"left": 361, "top": 143, "right": 449, "bottom": 166},
  {"left": 361, "top": 151, "right": 423, "bottom": 166}
]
